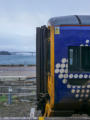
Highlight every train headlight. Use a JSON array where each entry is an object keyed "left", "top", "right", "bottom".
[
  {"left": 61, "top": 58, "right": 67, "bottom": 63},
  {"left": 81, "top": 89, "right": 85, "bottom": 93},
  {"left": 75, "top": 94, "right": 79, "bottom": 98},
  {"left": 74, "top": 74, "right": 78, "bottom": 78},
  {"left": 76, "top": 89, "right": 80, "bottom": 93},
  {"left": 82, "top": 86, "right": 85, "bottom": 88},
  {"left": 56, "top": 63, "right": 60, "bottom": 68},
  {"left": 67, "top": 84, "right": 71, "bottom": 88},
  {"left": 69, "top": 74, "right": 73, "bottom": 78},
  {"left": 64, "top": 74, "right": 68, "bottom": 78},
  {"left": 55, "top": 69, "right": 59, "bottom": 73},
  {"left": 60, "top": 69, "right": 64, "bottom": 73},
  {"left": 65, "top": 64, "right": 68, "bottom": 68},
  {"left": 86, "top": 89, "right": 89, "bottom": 93},
  {"left": 71, "top": 89, "right": 75, "bottom": 93},
  {"left": 61, "top": 64, "right": 65, "bottom": 68},
  {"left": 62, "top": 79, "right": 67, "bottom": 84},
  {"left": 58, "top": 74, "right": 63, "bottom": 79},
  {"left": 79, "top": 74, "right": 83, "bottom": 79},
  {"left": 64, "top": 69, "right": 68, "bottom": 73},
  {"left": 87, "top": 85, "right": 90, "bottom": 88},
  {"left": 85, "top": 94, "right": 89, "bottom": 98},
  {"left": 80, "top": 94, "right": 84, "bottom": 98},
  {"left": 86, "top": 39, "right": 89, "bottom": 43},
  {"left": 84, "top": 74, "right": 88, "bottom": 78}
]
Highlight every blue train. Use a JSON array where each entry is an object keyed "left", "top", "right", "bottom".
[{"left": 36, "top": 15, "right": 90, "bottom": 117}]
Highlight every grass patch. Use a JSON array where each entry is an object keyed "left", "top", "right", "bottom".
[
  {"left": 0, "top": 95, "right": 19, "bottom": 104},
  {"left": 12, "top": 95, "right": 18, "bottom": 100},
  {"left": 0, "top": 95, "right": 7, "bottom": 102}
]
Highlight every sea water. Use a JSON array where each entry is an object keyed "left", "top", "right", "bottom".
[{"left": 0, "top": 55, "right": 36, "bottom": 65}]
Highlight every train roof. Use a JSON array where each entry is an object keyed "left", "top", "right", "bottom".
[{"left": 48, "top": 15, "right": 90, "bottom": 26}]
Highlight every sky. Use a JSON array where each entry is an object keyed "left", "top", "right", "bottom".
[{"left": 0, "top": 0, "right": 90, "bottom": 52}]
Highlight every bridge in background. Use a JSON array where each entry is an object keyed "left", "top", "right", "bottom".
[{"left": 11, "top": 52, "right": 36, "bottom": 56}]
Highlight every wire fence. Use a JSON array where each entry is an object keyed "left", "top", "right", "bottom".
[{"left": 0, "top": 76, "right": 36, "bottom": 117}]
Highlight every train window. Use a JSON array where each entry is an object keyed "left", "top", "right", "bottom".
[
  {"left": 68, "top": 46, "right": 90, "bottom": 72},
  {"left": 69, "top": 49, "right": 73, "bottom": 65},
  {"left": 68, "top": 46, "right": 80, "bottom": 72},
  {"left": 81, "top": 47, "right": 90, "bottom": 71}
]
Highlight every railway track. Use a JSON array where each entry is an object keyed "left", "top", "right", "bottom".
[
  {"left": 0, "top": 77, "right": 36, "bottom": 98},
  {"left": 0, "top": 77, "right": 37, "bottom": 117}
]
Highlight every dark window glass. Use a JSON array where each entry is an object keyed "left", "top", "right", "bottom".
[
  {"left": 68, "top": 46, "right": 90, "bottom": 72},
  {"left": 68, "top": 46, "right": 80, "bottom": 72},
  {"left": 81, "top": 47, "right": 90, "bottom": 70},
  {"left": 68, "top": 79, "right": 88, "bottom": 85},
  {"left": 69, "top": 49, "right": 73, "bottom": 65}
]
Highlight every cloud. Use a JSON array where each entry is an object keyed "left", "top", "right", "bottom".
[
  {"left": 0, "top": 0, "right": 90, "bottom": 51},
  {"left": 0, "top": 34, "right": 36, "bottom": 51},
  {"left": 0, "top": 11, "right": 50, "bottom": 51},
  {"left": 0, "top": 12, "right": 49, "bottom": 36}
]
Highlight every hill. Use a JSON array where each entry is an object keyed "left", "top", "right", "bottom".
[{"left": 0, "top": 51, "right": 11, "bottom": 55}]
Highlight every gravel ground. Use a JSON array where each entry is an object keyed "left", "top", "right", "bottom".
[
  {"left": 0, "top": 101, "right": 36, "bottom": 117},
  {"left": 0, "top": 66, "right": 36, "bottom": 117},
  {"left": 0, "top": 66, "right": 36, "bottom": 77}
]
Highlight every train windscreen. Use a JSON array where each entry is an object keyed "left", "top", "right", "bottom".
[{"left": 68, "top": 46, "right": 90, "bottom": 72}]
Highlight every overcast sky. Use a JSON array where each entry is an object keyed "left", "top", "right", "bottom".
[{"left": 0, "top": 0, "right": 90, "bottom": 52}]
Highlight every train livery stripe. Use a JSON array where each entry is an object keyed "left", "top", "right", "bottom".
[
  {"left": 50, "top": 26, "right": 55, "bottom": 107},
  {"left": 44, "top": 26, "right": 55, "bottom": 117},
  {"left": 44, "top": 26, "right": 55, "bottom": 116}
]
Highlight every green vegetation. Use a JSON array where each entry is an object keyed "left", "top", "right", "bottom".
[
  {"left": 0, "top": 95, "right": 7, "bottom": 102},
  {"left": 0, "top": 95, "right": 18, "bottom": 103},
  {"left": 12, "top": 95, "right": 18, "bottom": 100}
]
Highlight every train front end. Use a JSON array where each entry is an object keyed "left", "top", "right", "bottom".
[
  {"left": 54, "top": 25, "right": 90, "bottom": 113},
  {"left": 36, "top": 15, "right": 90, "bottom": 116}
]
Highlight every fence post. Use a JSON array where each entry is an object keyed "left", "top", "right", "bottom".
[{"left": 8, "top": 87, "right": 12, "bottom": 104}]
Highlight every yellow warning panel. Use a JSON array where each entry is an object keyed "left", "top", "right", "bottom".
[
  {"left": 39, "top": 117, "right": 44, "bottom": 120},
  {"left": 55, "top": 27, "right": 60, "bottom": 34}
]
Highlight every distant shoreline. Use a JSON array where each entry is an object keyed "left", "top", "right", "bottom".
[{"left": 0, "top": 64, "right": 36, "bottom": 67}]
